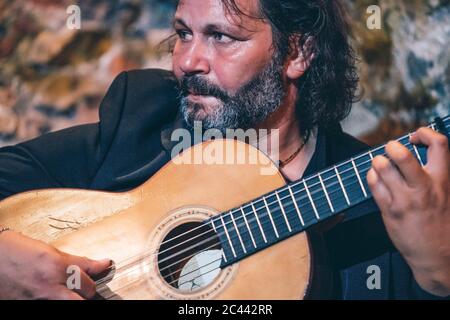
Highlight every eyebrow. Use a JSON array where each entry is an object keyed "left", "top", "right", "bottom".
[
  {"left": 172, "top": 18, "right": 189, "bottom": 29},
  {"left": 172, "top": 17, "right": 243, "bottom": 34}
]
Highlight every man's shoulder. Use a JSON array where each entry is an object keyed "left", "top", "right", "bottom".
[
  {"left": 109, "top": 68, "right": 180, "bottom": 123},
  {"left": 124, "top": 68, "right": 178, "bottom": 96},
  {"left": 323, "top": 124, "right": 371, "bottom": 165},
  {"left": 338, "top": 130, "right": 370, "bottom": 155}
]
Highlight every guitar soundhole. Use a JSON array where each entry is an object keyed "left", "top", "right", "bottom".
[{"left": 157, "top": 221, "right": 223, "bottom": 292}]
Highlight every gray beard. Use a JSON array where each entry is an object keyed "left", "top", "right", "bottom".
[{"left": 179, "top": 53, "right": 285, "bottom": 134}]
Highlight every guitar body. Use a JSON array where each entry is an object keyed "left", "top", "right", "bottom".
[{"left": 0, "top": 139, "right": 311, "bottom": 300}]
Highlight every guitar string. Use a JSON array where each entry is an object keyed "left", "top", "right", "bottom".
[
  {"left": 93, "top": 135, "right": 430, "bottom": 291},
  {"left": 96, "top": 154, "right": 393, "bottom": 299},
  {"left": 114, "top": 129, "right": 415, "bottom": 259},
  {"left": 94, "top": 120, "right": 447, "bottom": 277},
  {"left": 149, "top": 120, "right": 449, "bottom": 262},
  {"left": 96, "top": 240, "right": 223, "bottom": 299},
  {"left": 95, "top": 157, "right": 376, "bottom": 293},
  {"left": 93, "top": 131, "right": 420, "bottom": 279},
  {"left": 143, "top": 168, "right": 357, "bottom": 285},
  {"left": 94, "top": 121, "right": 449, "bottom": 293},
  {"left": 147, "top": 119, "right": 445, "bottom": 254},
  {"left": 101, "top": 251, "right": 223, "bottom": 300},
  {"left": 150, "top": 128, "right": 449, "bottom": 291},
  {"left": 99, "top": 151, "right": 386, "bottom": 296},
  {"left": 94, "top": 139, "right": 418, "bottom": 293},
  {"left": 94, "top": 151, "right": 379, "bottom": 289},
  {"left": 168, "top": 121, "right": 450, "bottom": 290},
  {"left": 163, "top": 187, "right": 344, "bottom": 286},
  {"left": 98, "top": 124, "right": 450, "bottom": 299},
  {"left": 93, "top": 149, "right": 377, "bottom": 281},
  {"left": 100, "top": 122, "right": 450, "bottom": 298}
]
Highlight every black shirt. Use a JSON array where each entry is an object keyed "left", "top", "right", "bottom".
[{"left": 0, "top": 69, "right": 446, "bottom": 299}]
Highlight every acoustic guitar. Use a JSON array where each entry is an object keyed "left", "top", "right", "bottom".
[{"left": 0, "top": 115, "right": 448, "bottom": 300}]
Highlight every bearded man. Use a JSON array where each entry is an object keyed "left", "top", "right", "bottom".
[{"left": 0, "top": 0, "right": 449, "bottom": 299}]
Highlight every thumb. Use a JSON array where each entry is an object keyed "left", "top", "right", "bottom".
[{"left": 65, "top": 254, "right": 112, "bottom": 277}]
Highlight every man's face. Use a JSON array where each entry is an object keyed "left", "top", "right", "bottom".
[{"left": 172, "top": 0, "right": 286, "bottom": 132}]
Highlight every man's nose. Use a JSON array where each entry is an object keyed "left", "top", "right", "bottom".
[{"left": 179, "top": 39, "right": 211, "bottom": 76}]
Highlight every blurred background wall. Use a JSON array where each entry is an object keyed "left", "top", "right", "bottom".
[{"left": 0, "top": 0, "right": 449, "bottom": 147}]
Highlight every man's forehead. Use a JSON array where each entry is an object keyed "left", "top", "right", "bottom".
[{"left": 175, "top": 0, "right": 263, "bottom": 30}]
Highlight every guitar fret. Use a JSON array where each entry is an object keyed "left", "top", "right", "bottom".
[
  {"left": 287, "top": 185, "right": 305, "bottom": 226},
  {"left": 251, "top": 202, "right": 268, "bottom": 243},
  {"left": 334, "top": 166, "right": 350, "bottom": 205},
  {"left": 351, "top": 158, "right": 367, "bottom": 198},
  {"left": 262, "top": 196, "right": 279, "bottom": 238},
  {"left": 210, "top": 219, "right": 227, "bottom": 263},
  {"left": 230, "top": 210, "right": 247, "bottom": 254},
  {"left": 368, "top": 151, "right": 374, "bottom": 160},
  {"left": 409, "top": 132, "right": 424, "bottom": 166},
  {"left": 240, "top": 207, "right": 257, "bottom": 249},
  {"left": 303, "top": 180, "right": 320, "bottom": 220},
  {"left": 220, "top": 215, "right": 237, "bottom": 258},
  {"left": 318, "top": 174, "right": 334, "bottom": 213},
  {"left": 274, "top": 190, "right": 292, "bottom": 232}
]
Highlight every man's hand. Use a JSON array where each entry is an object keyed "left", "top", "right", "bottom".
[
  {"left": 367, "top": 127, "right": 450, "bottom": 297},
  {"left": 0, "top": 230, "right": 111, "bottom": 299}
]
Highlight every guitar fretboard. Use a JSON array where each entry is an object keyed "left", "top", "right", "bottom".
[{"left": 209, "top": 116, "right": 450, "bottom": 267}]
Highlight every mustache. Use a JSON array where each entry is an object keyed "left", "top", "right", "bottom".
[{"left": 179, "top": 76, "right": 230, "bottom": 102}]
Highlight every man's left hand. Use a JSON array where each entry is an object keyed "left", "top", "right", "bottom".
[{"left": 367, "top": 127, "right": 450, "bottom": 297}]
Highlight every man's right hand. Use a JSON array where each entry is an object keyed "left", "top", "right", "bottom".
[{"left": 0, "top": 230, "right": 111, "bottom": 300}]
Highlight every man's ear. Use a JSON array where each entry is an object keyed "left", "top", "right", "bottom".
[{"left": 285, "top": 35, "right": 315, "bottom": 80}]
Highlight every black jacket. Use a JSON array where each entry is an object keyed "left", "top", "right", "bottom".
[{"left": 0, "top": 69, "right": 446, "bottom": 299}]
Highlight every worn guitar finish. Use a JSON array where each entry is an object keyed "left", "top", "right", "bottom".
[{"left": 0, "top": 116, "right": 448, "bottom": 300}]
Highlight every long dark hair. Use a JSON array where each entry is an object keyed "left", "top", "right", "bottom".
[{"left": 168, "top": 0, "right": 360, "bottom": 139}]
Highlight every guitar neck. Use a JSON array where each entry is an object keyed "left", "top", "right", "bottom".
[{"left": 210, "top": 116, "right": 450, "bottom": 267}]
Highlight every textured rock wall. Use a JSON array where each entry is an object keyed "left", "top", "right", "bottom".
[
  {"left": 343, "top": 0, "right": 450, "bottom": 144},
  {"left": 0, "top": 0, "right": 449, "bottom": 147},
  {"left": 0, "top": 0, "right": 174, "bottom": 145}
]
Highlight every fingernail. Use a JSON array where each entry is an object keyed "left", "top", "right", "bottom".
[{"left": 99, "top": 258, "right": 112, "bottom": 265}]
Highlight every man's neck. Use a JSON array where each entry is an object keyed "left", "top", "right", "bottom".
[{"left": 254, "top": 87, "right": 316, "bottom": 182}]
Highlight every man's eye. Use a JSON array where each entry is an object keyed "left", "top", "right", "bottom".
[
  {"left": 176, "top": 30, "right": 192, "bottom": 41},
  {"left": 212, "top": 32, "right": 234, "bottom": 44}
]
